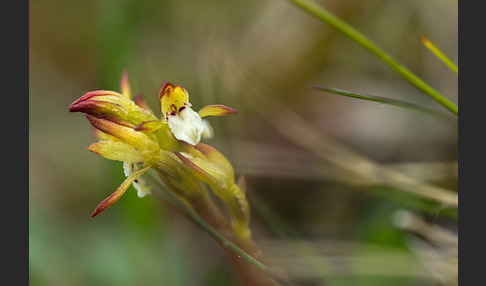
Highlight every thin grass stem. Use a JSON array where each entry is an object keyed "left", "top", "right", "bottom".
[
  {"left": 285, "top": 0, "right": 458, "bottom": 115},
  {"left": 311, "top": 84, "right": 452, "bottom": 120},
  {"left": 420, "top": 36, "right": 458, "bottom": 74}
]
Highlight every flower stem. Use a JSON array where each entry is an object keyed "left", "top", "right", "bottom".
[{"left": 146, "top": 173, "right": 280, "bottom": 286}]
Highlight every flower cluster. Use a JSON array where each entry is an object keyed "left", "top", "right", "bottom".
[{"left": 69, "top": 71, "right": 249, "bottom": 239}]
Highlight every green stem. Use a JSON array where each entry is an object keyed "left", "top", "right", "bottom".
[
  {"left": 286, "top": 0, "right": 458, "bottom": 115},
  {"left": 420, "top": 36, "right": 458, "bottom": 74},
  {"left": 145, "top": 173, "right": 284, "bottom": 285}
]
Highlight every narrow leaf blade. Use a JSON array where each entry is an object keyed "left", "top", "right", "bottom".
[
  {"left": 311, "top": 84, "right": 451, "bottom": 118},
  {"left": 420, "top": 36, "right": 458, "bottom": 74}
]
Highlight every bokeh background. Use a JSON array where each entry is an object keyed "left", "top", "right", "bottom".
[{"left": 29, "top": 0, "right": 458, "bottom": 285}]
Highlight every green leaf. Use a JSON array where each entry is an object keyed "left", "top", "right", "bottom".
[{"left": 311, "top": 84, "right": 452, "bottom": 119}]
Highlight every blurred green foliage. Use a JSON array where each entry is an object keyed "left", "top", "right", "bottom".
[{"left": 30, "top": 0, "right": 457, "bottom": 285}]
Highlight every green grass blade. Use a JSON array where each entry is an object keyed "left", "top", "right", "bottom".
[
  {"left": 420, "top": 36, "right": 458, "bottom": 74},
  {"left": 311, "top": 84, "right": 452, "bottom": 119},
  {"left": 285, "top": 0, "right": 458, "bottom": 116}
]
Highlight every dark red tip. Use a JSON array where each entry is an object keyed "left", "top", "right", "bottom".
[
  {"left": 69, "top": 90, "right": 119, "bottom": 113},
  {"left": 159, "top": 82, "right": 174, "bottom": 99}
]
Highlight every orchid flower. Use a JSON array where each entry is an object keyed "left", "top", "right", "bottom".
[
  {"left": 69, "top": 71, "right": 247, "bottom": 233},
  {"left": 159, "top": 82, "right": 237, "bottom": 146}
]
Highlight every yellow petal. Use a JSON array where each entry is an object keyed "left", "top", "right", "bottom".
[
  {"left": 134, "top": 120, "right": 164, "bottom": 132},
  {"left": 91, "top": 165, "right": 150, "bottom": 217},
  {"left": 197, "top": 105, "right": 238, "bottom": 118},
  {"left": 175, "top": 143, "right": 235, "bottom": 189},
  {"left": 174, "top": 151, "right": 216, "bottom": 186},
  {"left": 193, "top": 143, "right": 234, "bottom": 178},
  {"left": 86, "top": 115, "right": 158, "bottom": 155},
  {"left": 159, "top": 82, "right": 190, "bottom": 116},
  {"left": 92, "top": 129, "right": 119, "bottom": 141},
  {"left": 88, "top": 141, "right": 145, "bottom": 163}
]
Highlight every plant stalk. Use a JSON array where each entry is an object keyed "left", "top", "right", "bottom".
[{"left": 150, "top": 175, "right": 277, "bottom": 286}]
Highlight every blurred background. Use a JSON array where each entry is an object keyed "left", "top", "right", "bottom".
[{"left": 29, "top": 0, "right": 457, "bottom": 285}]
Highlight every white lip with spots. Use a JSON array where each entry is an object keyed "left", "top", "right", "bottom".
[{"left": 167, "top": 107, "right": 205, "bottom": 146}]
